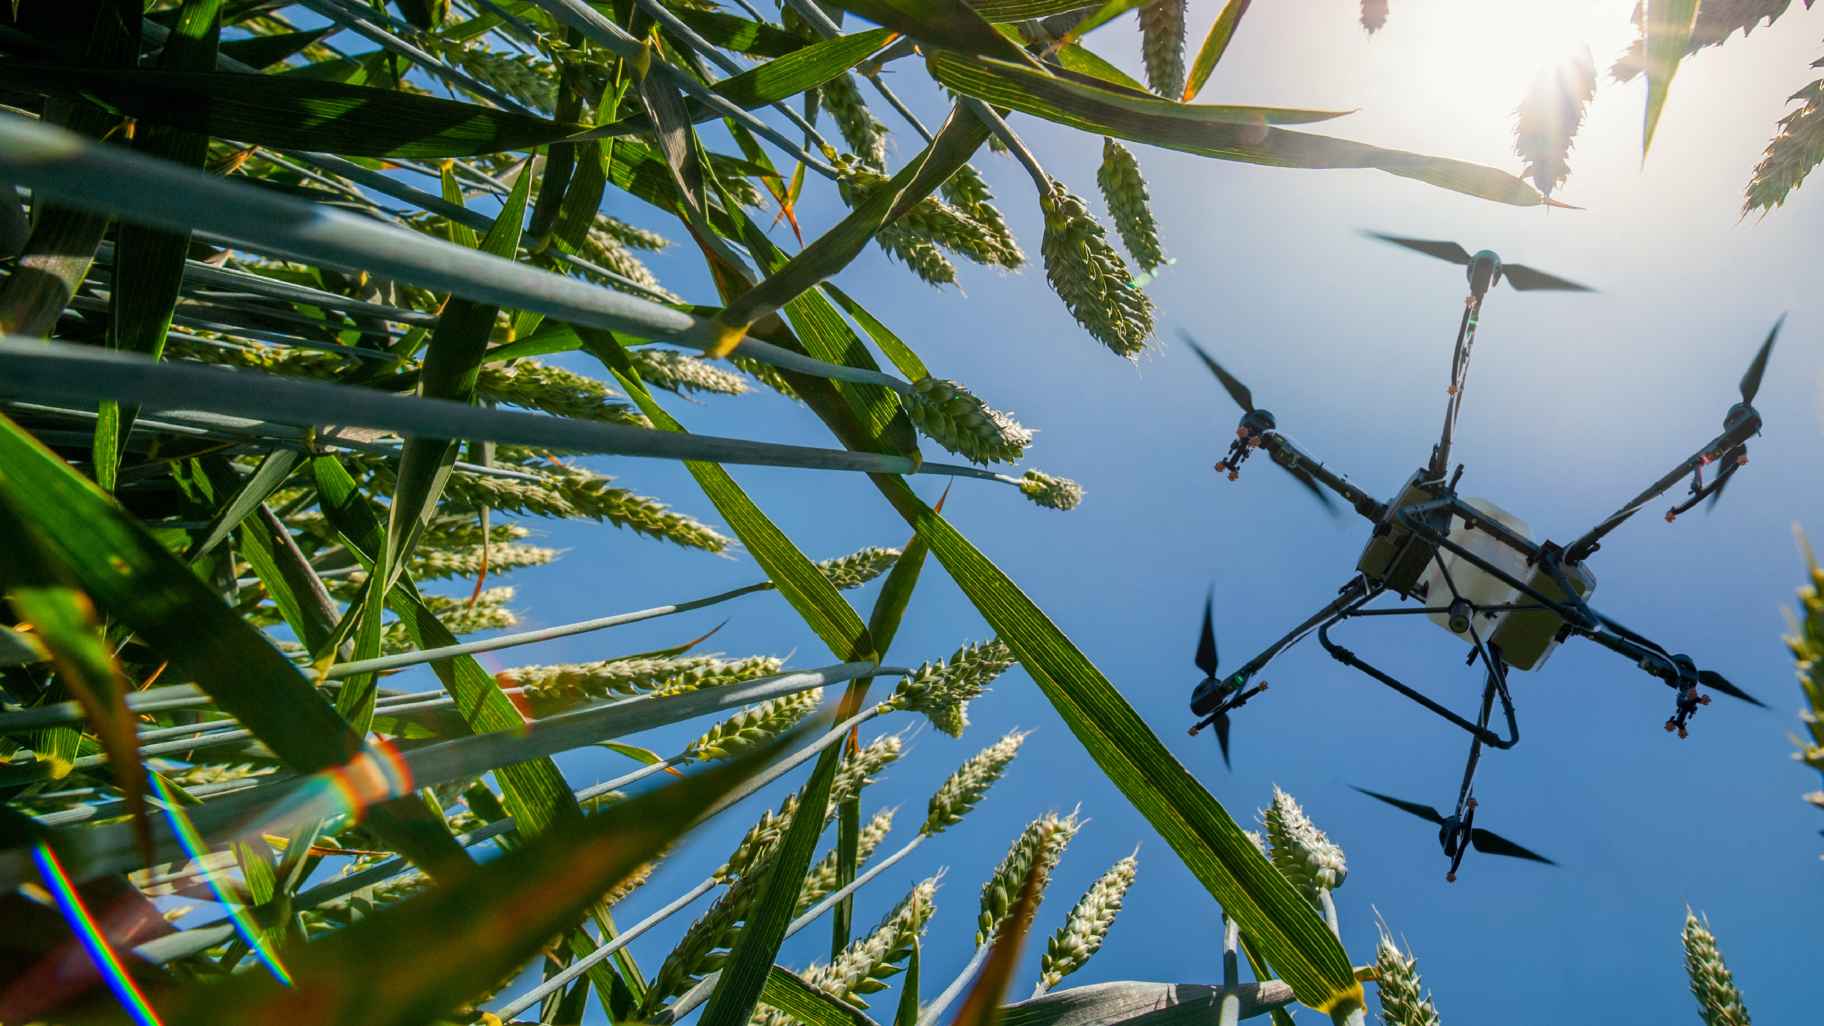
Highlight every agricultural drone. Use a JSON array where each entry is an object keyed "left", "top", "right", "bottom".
[{"left": 1182, "top": 232, "right": 1777, "bottom": 880}]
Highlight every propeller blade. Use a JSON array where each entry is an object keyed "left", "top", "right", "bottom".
[
  {"left": 1213, "top": 712, "right": 1232, "bottom": 770},
  {"left": 1468, "top": 828, "right": 1555, "bottom": 864},
  {"left": 1284, "top": 462, "right": 1342, "bottom": 516},
  {"left": 1196, "top": 591, "right": 1219, "bottom": 678},
  {"left": 1179, "top": 331, "right": 1255, "bottom": 414},
  {"left": 1352, "top": 786, "right": 1445, "bottom": 825},
  {"left": 1697, "top": 669, "right": 1767, "bottom": 708},
  {"left": 1500, "top": 263, "right": 1594, "bottom": 292},
  {"left": 1705, "top": 445, "right": 1747, "bottom": 513},
  {"left": 1361, "top": 232, "right": 1472, "bottom": 265},
  {"left": 1740, "top": 314, "right": 1784, "bottom": 405}
]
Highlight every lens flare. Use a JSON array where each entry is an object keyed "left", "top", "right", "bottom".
[
  {"left": 151, "top": 773, "right": 293, "bottom": 986},
  {"left": 30, "top": 843, "right": 164, "bottom": 1026}
]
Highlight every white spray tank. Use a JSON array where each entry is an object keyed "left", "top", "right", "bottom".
[{"left": 1423, "top": 498, "right": 1531, "bottom": 644}]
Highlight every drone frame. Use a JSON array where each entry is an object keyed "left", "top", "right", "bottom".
[{"left": 1184, "top": 236, "right": 1772, "bottom": 876}]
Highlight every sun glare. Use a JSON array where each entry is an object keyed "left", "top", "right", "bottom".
[{"left": 1368, "top": 0, "right": 1642, "bottom": 149}]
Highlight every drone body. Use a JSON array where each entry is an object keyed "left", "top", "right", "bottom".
[{"left": 1182, "top": 232, "right": 1775, "bottom": 880}]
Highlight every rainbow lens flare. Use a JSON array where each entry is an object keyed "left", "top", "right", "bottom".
[
  {"left": 151, "top": 773, "right": 293, "bottom": 986},
  {"left": 254, "top": 739, "right": 415, "bottom": 839},
  {"left": 31, "top": 843, "right": 164, "bottom": 1026}
]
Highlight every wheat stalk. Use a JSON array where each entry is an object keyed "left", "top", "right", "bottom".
[
  {"left": 1373, "top": 931, "right": 1441, "bottom": 1026},
  {"left": 1040, "top": 181, "right": 1155, "bottom": 359},
  {"left": 1262, "top": 786, "right": 1348, "bottom": 912},
  {"left": 883, "top": 638, "right": 1018, "bottom": 737},
  {"left": 1017, "top": 469, "right": 1084, "bottom": 511},
  {"left": 1096, "top": 139, "right": 1166, "bottom": 274},
  {"left": 688, "top": 688, "right": 825, "bottom": 762},
  {"left": 903, "top": 379, "right": 1032, "bottom": 467},
  {"left": 1036, "top": 852, "right": 1138, "bottom": 993},
  {"left": 976, "top": 811, "right": 1078, "bottom": 945},
  {"left": 1684, "top": 909, "right": 1752, "bottom": 1026}
]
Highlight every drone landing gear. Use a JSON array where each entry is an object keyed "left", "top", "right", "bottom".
[
  {"left": 1444, "top": 662, "right": 1511, "bottom": 882},
  {"left": 1316, "top": 618, "right": 1519, "bottom": 750}
]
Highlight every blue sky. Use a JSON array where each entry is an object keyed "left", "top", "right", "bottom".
[{"left": 369, "top": 0, "right": 1824, "bottom": 1020}]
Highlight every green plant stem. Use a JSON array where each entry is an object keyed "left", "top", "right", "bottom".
[
  {"left": 317, "top": 582, "right": 776, "bottom": 679},
  {"left": 527, "top": 0, "right": 840, "bottom": 177},
  {"left": 915, "top": 941, "right": 993, "bottom": 1026},
  {"left": 625, "top": 0, "right": 833, "bottom": 150},
  {"left": 1218, "top": 915, "right": 1240, "bottom": 1026},
  {"left": 958, "top": 98, "right": 1051, "bottom": 195}
]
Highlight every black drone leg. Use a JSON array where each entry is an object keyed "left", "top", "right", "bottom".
[
  {"left": 1445, "top": 799, "right": 1476, "bottom": 883},
  {"left": 1454, "top": 674, "right": 1499, "bottom": 814},
  {"left": 1445, "top": 640, "right": 1511, "bottom": 883}
]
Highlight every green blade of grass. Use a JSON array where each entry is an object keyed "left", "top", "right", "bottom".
[
  {"left": 699, "top": 733, "right": 842, "bottom": 1026},
  {"left": 0, "top": 63, "right": 589, "bottom": 157},
  {"left": 389, "top": 158, "right": 533, "bottom": 583},
  {"left": 717, "top": 101, "right": 992, "bottom": 329},
  {"left": 823, "top": 0, "right": 1033, "bottom": 64},
  {"left": 764, "top": 965, "right": 886, "bottom": 1026},
  {"left": 237, "top": 502, "right": 339, "bottom": 657},
  {"left": 970, "top": 0, "right": 1097, "bottom": 19},
  {"left": 0, "top": 116, "right": 702, "bottom": 343},
  {"left": 216, "top": 27, "right": 334, "bottom": 69},
  {"left": 894, "top": 939, "right": 922, "bottom": 1026},
  {"left": 149, "top": 746, "right": 773, "bottom": 1026},
  {"left": 927, "top": 53, "right": 1546, "bottom": 206},
  {"left": 602, "top": 28, "right": 893, "bottom": 131},
  {"left": 1059, "top": 0, "right": 1153, "bottom": 46},
  {"left": 0, "top": 340, "right": 920, "bottom": 475},
  {"left": 670, "top": 8, "right": 809, "bottom": 56},
  {"left": 931, "top": 51, "right": 1352, "bottom": 126},
  {"left": 869, "top": 474, "right": 1363, "bottom": 1019},
  {"left": 830, "top": 522, "right": 931, "bottom": 952},
  {"left": 741, "top": 228, "right": 919, "bottom": 459},
  {"left": 588, "top": 332, "right": 878, "bottom": 664},
  {"left": 312, "top": 454, "right": 583, "bottom": 838},
  {"left": 58, "top": 661, "right": 885, "bottom": 883},
  {"left": 1054, "top": 44, "right": 1147, "bottom": 94},
  {"left": 551, "top": 137, "right": 610, "bottom": 254},
  {"left": 0, "top": 490, "right": 151, "bottom": 863},
  {"left": 1642, "top": 0, "right": 1698, "bottom": 157},
  {"left": 1183, "top": 0, "right": 1251, "bottom": 102},
  {"left": 0, "top": 413, "right": 472, "bottom": 879},
  {"left": 186, "top": 448, "right": 302, "bottom": 563},
  {"left": 821, "top": 283, "right": 930, "bottom": 381}
]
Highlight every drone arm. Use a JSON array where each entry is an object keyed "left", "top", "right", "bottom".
[
  {"left": 1563, "top": 414, "right": 1763, "bottom": 562},
  {"left": 1430, "top": 302, "right": 1478, "bottom": 479},
  {"left": 1256, "top": 432, "right": 1388, "bottom": 522},
  {"left": 1224, "top": 577, "right": 1375, "bottom": 686},
  {"left": 1571, "top": 622, "right": 1676, "bottom": 679}
]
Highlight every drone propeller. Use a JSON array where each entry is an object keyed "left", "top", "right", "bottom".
[
  {"left": 1354, "top": 787, "right": 1555, "bottom": 867},
  {"left": 1364, "top": 234, "right": 1471, "bottom": 265},
  {"left": 1193, "top": 594, "right": 1236, "bottom": 768},
  {"left": 1697, "top": 669, "right": 1767, "bottom": 708},
  {"left": 1182, "top": 330, "right": 1255, "bottom": 415},
  {"left": 1362, "top": 232, "right": 1593, "bottom": 292},
  {"left": 1352, "top": 786, "right": 1443, "bottom": 824},
  {"left": 1180, "top": 331, "right": 1340, "bottom": 515},
  {"left": 1499, "top": 264, "right": 1594, "bottom": 292},
  {"left": 1740, "top": 315, "right": 1783, "bottom": 406},
  {"left": 1467, "top": 828, "right": 1555, "bottom": 864},
  {"left": 1196, "top": 590, "right": 1219, "bottom": 678}
]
